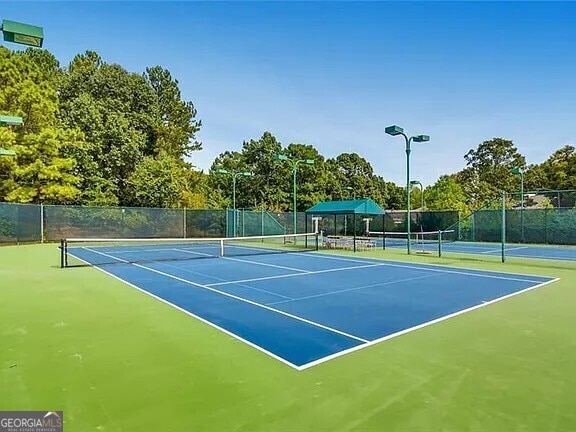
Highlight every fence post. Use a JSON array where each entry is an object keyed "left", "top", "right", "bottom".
[
  {"left": 501, "top": 191, "right": 506, "bottom": 263},
  {"left": 261, "top": 209, "right": 264, "bottom": 237},
  {"left": 40, "top": 203, "right": 44, "bottom": 243},
  {"left": 183, "top": 208, "right": 187, "bottom": 238}
]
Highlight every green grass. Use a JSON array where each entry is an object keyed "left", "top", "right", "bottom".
[{"left": 1, "top": 243, "right": 575, "bottom": 431}]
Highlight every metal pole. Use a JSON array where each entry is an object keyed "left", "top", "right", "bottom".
[
  {"left": 520, "top": 171, "right": 524, "bottom": 243},
  {"left": 40, "top": 203, "right": 44, "bottom": 243},
  {"left": 501, "top": 191, "right": 506, "bottom": 263},
  {"left": 183, "top": 208, "right": 187, "bottom": 238},
  {"left": 60, "top": 239, "right": 65, "bottom": 268},
  {"left": 406, "top": 136, "right": 412, "bottom": 255},
  {"left": 438, "top": 230, "right": 442, "bottom": 257},
  {"left": 382, "top": 214, "right": 385, "bottom": 250},
  {"left": 334, "top": 214, "right": 337, "bottom": 236},
  {"left": 353, "top": 213, "right": 356, "bottom": 252},
  {"left": 305, "top": 213, "right": 308, "bottom": 247},
  {"left": 420, "top": 188, "right": 424, "bottom": 211},
  {"left": 232, "top": 175, "right": 236, "bottom": 237},
  {"left": 293, "top": 163, "right": 297, "bottom": 234}
]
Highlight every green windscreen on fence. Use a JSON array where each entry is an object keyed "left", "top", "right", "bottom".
[
  {"left": 0, "top": 202, "right": 41, "bottom": 242},
  {"left": 357, "top": 210, "right": 458, "bottom": 235},
  {"left": 2, "top": 196, "right": 576, "bottom": 246},
  {"left": 44, "top": 205, "right": 186, "bottom": 240},
  {"left": 453, "top": 194, "right": 576, "bottom": 246},
  {"left": 186, "top": 210, "right": 226, "bottom": 238},
  {"left": 226, "top": 209, "right": 286, "bottom": 237}
]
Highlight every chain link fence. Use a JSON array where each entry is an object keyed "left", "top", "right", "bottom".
[
  {"left": 0, "top": 202, "right": 42, "bottom": 243},
  {"left": 2, "top": 196, "right": 576, "bottom": 245}
]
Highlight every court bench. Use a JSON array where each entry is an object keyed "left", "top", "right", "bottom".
[{"left": 322, "top": 236, "right": 376, "bottom": 251}]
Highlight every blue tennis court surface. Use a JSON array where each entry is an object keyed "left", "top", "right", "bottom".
[
  {"left": 69, "top": 246, "right": 556, "bottom": 370},
  {"left": 381, "top": 239, "right": 576, "bottom": 261}
]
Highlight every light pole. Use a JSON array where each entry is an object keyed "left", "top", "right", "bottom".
[
  {"left": 385, "top": 125, "right": 430, "bottom": 255},
  {"left": 410, "top": 180, "right": 424, "bottom": 210},
  {"left": 275, "top": 154, "right": 315, "bottom": 234},
  {"left": 510, "top": 167, "right": 524, "bottom": 242},
  {"left": 345, "top": 186, "right": 356, "bottom": 200},
  {"left": 1, "top": 19, "right": 44, "bottom": 157},
  {"left": 215, "top": 168, "right": 252, "bottom": 237}
]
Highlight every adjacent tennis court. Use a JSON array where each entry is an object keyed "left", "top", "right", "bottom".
[
  {"left": 63, "top": 236, "right": 556, "bottom": 369},
  {"left": 365, "top": 230, "right": 576, "bottom": 261}
]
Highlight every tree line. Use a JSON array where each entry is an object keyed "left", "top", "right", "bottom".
[{"left": 1, "top": 48, "right": 574, "bottom": 212}]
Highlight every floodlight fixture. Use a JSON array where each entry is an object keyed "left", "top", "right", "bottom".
[
  {"left": 385, "top": 125, "right": 404, "bottom": 136},
  {"left": 0, "top": 115, "right": 23, "bottom": 126},
  {"left": 1, "top": 20, "right": 44, "bottom": 48},
  {"left": 412, "top": 135, "right": 430, "bottom": 143}
]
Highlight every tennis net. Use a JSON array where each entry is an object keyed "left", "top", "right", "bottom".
[
  {"left": 367, "top": 230, "right": 456, "bottom": 250},
  {"left": 60, "top": 232, "right": 318, "bottom": 268}
]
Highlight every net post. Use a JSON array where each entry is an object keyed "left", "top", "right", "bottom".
[
  {"left": 438, "top": 230, "right": 442, "bottom": 257},
  {"left": 220, "top": 239, "right": 225, "bottom": 257},
  {"left": 501, "top": 191, "right": 506, "bottom": 263},
  {"left": 315, "top": 232, "right": 319, "bottom": 251},
  {"left": 60, "top": 239, "right": 64, "bottom": 268}
]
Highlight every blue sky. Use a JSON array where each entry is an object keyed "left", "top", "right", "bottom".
[{"left": 3, "top": 2, "right": 576, "bottom": 186}]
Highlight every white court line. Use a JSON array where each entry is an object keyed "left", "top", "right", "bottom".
[
  {"left": 173, "top": 248, "right": 214, "bottom": 257},
  {"left": 505, "top": 253, "right": 576, "bottom": 261},
  {"left": 267, "top": 272, "right": 443, "bottom": 306},
  {"left": 152, "top": 260, "right": 295, "bottom": 301},
  {"left": 221, "top": 256, "right": 311, "bottom": 273},
  {"left": 70, "top": 247, "right": 560, "bottom": 371},
  {"left": 478, "top": 248, "right": 504, "bottom": 254},
  {"left": 297, "top": 277, "right": 561, "bottom": 370},
  {"left": 68, "top": 251, "right": 302, "bottom": 370},
  {"left": 479, "top": 246, "right": 529, "bottom": 255},
  {"left": 293, "top": 252, "right": 548, "bottom": 283},
  {"left": 74, "top": 244, "right": 220, "bottom": 255},
  {"left": 83, "top": 247, "right": 369, "bottom": 344},
  {"left": 206, "top": 263, "right": 388, "bottom": 287},
  {"left": 174, "top": 245, "right": 311, "bottom": 273}
]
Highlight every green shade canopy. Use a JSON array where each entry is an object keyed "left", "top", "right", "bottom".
[
  {"left": 305, "top": 199, "right": 385, "bottom": 215},
  {"left": 0, "top": 115, "right": 23, "bottom": 126},
  {"left": 1, "top": 20, "right": 44, "bottom": 48}
]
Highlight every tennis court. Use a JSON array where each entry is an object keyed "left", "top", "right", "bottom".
[
  {"left": 374, "top": 232, "right": 576, "bottom": 261},
  {"left": 64, "top": 235, "right": 556, "bottom": 370}
]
